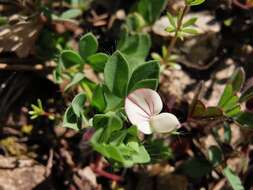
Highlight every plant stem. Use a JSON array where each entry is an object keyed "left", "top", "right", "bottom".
[
  {"left": 80, "top": 82, "right": 93, "bottom": 103},
  {"left": 167, "top": 5, "right": 189, "bottom": 58},
  {"left": 91, "top": 166, "right": 123, "bottom": 182}
]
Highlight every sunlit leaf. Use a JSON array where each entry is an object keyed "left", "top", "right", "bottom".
[
  {"left": 167, "top": 12, "right": 177, "bottom": 28},
  {"left": 183, "top": 17, "right": 197, "bottom": 28},
  {"left": 226, "top": 105, "right": 241, "bottom": 117},
  {"left": 60, "top": 9, "right": 82, "bottom": 19},
  {"left": 223, "top": 167, "right": 244, "bottom": 190},
  {"left": 186, "top": 0, "right": 205, "bottom": 6},
  {"left": 218, "top": 84, "right": 233, "bottom": 108},
  {"left": 182, "top": 28, "right": 199, "bottom": 35},
  {"left": 223, "top": 96, "right": 239, "bottom": 112}
]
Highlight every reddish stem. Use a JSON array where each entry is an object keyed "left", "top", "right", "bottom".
[
  {"left": 91, "top": 164, "right": 123, "bottom": 182},
  {"left": 233, "top": 0, "right": 253, "bottom": 9}
]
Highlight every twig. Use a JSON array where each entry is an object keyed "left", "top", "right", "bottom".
[
  {"left": 187, "top": 81, "right": 204, "bottom": 119},
  {"left": 45, "top": 149, "right": 54, "bottom": 177}
]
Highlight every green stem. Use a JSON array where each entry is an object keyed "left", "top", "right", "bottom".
[
  {"left": 166, "top": 5, "right": 189, "bottom": 59},
  {"left": 80, "top": 82, "right": 93, "bottom": 103}
]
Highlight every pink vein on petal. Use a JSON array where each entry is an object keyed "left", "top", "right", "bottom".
[{"left": 127, "top": 95, "right": 151, "bottom": 117}]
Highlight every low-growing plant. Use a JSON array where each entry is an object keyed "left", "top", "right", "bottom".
[
  {"left": 27, "top": 1, "right": 253, "bottom": 189},
  {"left": 52, "top": 30, "right": 252, "bottom": 188},
  {"left": 54, "top": 31, "right": 177, "bottom": 167}
]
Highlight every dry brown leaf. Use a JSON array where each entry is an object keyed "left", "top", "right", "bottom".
[{"left": 0, "top": 18, "right": 43, "bottom": 58}]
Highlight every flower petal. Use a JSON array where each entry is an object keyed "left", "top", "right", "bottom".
[
  {"left": 150, "top": 113, "right": 180, "bottom": 133},
  {"left": 125, "top": 88, "right": 163, "bottom": 134},
  {"left": 125, "top": 88, "right": 163, "bottom": 116},
  {"left": 125, "top": 95, "right": 151, "bottom": 134},
  {"left": 136, "top": 120, "right": 153, "bottom": 134}
]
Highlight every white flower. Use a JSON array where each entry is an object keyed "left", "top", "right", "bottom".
[{"left": 125, "top": 88, "right": 180, "bottom": 134}]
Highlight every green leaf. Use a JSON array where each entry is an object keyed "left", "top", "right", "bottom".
[
  {"left": 229, "top": 67, "right": 245, "bottom": 93},
  {"left": 165, "top": 26, "right": 176, "bottom": 33},
  {"left": 226, "top": 105, "right": 241, "bottom": 117},
  {"left": 93, "top": 114, "right": 109, "bottom": 130},
  {"left": 104, "top": 51, "right": 129, "bottom": 97},
  {"left": 239, "top": 86, "right": 253, "bottom": 102},
  {"left": 131, "top": 145, "right": 150, "bottom": 163},
  {"left": 223, "top": 123, "right": 232, "bottom": 143},
  {"left": 183, "top": 17, "right": 197, "bottom": 28},
  {"left": 104, "top": 144, "right": 125, "bottom": 163},
  {"left": 71, "top": 93, "right": 86, "bottom": 117},
  {"left": 235, "top": 112, "right": 253, "bottom": 128},
  {"left": 110, "top": 130, "right": 128, "bottom": 145},
  {"left": 65, "top": 72, "right": 85, "bottom": 91},
  {"left": 191, "top": 100, "right": 224, "bottom": 119},
  {"left": 137, "top": 0, "right": 167, "bottom": 24},
  {"left": 0, "top": 16, "right": 7, "bottom": 26},
  {"left": 223, "top": 167, "right": 244, "bottom": 190},
  {"left": 79, "top": 33, "right": 98, "bottom": 59},
  {"left": 118, "top": 31, "right": 151, "bottom": 71},
  {"left": 92, "top": 85, "right": 106, "bottom": 112},
  {"left": 87, "top": 53, "right": 109, "bottom": 72},
  {"left": 167, "top": 12, "right": 176, "bottom": 28},
  {"left": 91, "top": 124, "right": 150, "bottom": 167},
  {"left": 126, "top": 13, "right": 146, "bottom": 31},
  {"left": 130, "top": 79, "right": 158, "bottom": 92},
  {"left": 127, "top": 141, "right": 140, "bottom": 152},
  {"left": 204, "top": 107, "right": 224, "bottom": 118},
  {"left": 93, "top": 113, "right": 123, "bottom": 143},
  {"left": 178, "top": 158, "right": 212, "bottom": 180},
  {"left": 186, "top": 0, "right": 205, "bottom": 6},
  {"left": 208, "top": 146, "right": 222, "bottom": 167},
  {"left": 60, "top": 50, "right": 83, "bottom": 69},
  {"left": 103, "top": 114, "right": 123, "bottom": 142},
  {"left": 127, "top": 60, "right": 160, "bottom": 92},
  {"left": 223, "top": 96, "right": 239, "bottom": 112},
  {"left": 145, "top": 139, "right": 172, "bottom": 162},
  {"left": 218, "top": 84, "right": 233, "bottom": 107},
  {"left": 53, "top": 65, "right": 63, "bottom": 83},
  {"left": 60, "top": 9, "right": 82, "bottom": 19},
  {"left": 182, "top": 28, "right": 199, "bottom": 35},
  {"left": 63, "top": 106, "right": 81, "bottom": 131},
  {"left": 151, "top": 52, "right": 163, "bottom": 61},
  {"left": 191, "top": 100, "right": 205, "bottom": 117},
  {"left": 104, "top": 87, "right": 123, "bottom": 112}
]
